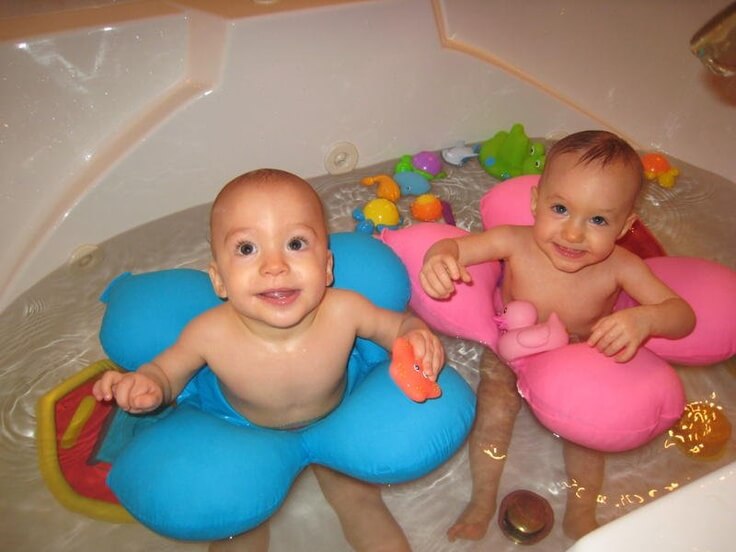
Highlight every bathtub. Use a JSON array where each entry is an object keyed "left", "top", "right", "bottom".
[{"left": 1, "top": 0, "right": 734, "bottom": 550}]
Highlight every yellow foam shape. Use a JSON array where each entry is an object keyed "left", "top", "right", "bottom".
[
  {"left": 36, "top": 360, "right": 134, "bottom": 524},
  {"left": 60, "top": 396, "right": 97, "bottom": 449}
]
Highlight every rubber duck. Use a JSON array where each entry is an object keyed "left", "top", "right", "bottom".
[
  {"left": 389, "top": 337, "right": 441, "bottom": 402},
  {"left": 493, "top": 301, "right": 568, "bottom": 363}
]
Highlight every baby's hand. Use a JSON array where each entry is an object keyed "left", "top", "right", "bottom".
[
  {"left": 403, "top": 329, "right": 445, "bottom": 381},
  {"left": 92, "top": 370, "right": 164, "bottom": 414},
  {"left": 419, "top": 254, "right": 472, "bottom": 299},
  {"left": 587, "top": 308, "right": 650, "bottom": 363}
]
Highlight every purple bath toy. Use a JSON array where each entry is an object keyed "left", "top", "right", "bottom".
[{"left": 412, "top": 151, "right": 443, "bottom": 177}]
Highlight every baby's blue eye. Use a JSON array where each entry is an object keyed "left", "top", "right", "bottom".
[
  {"left": 591, "top": 216, "right": 608, "bottom": 226},
  {"left": 552, "top": 204, "right": 567, "bottom": 215},
  {"left": 287, "top": 237, "right": 307, "bottom": 251},
  {"left": 237, "top": 242, "right": 256, "bottom": 256}
]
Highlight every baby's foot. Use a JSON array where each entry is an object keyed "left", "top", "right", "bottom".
[{"left": 446, "top": 501, "right": 496, "bottom": 542}]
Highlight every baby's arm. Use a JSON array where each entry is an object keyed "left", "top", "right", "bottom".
[
  {"left": 588, "top": 250, "right": 696, "bottom": 362},
  {"left": 420, "top": 238, "right": 471, "bottom": 299},
  {"left": 341, "top": 291, "right": 445, "bottom": 380},
  {"left": 92, "top": 317, "right": 208, "bottom": 412},
  {"left": 420, "top": 226, "right": 516, "bottom": 299}
]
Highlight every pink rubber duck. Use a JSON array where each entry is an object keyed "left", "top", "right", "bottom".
[{"left": 493, "top": 301, "right": 569, "bottom": 363}]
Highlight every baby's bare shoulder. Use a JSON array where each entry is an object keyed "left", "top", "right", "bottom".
[
  {"left": 182, "top": 304, "right": 235, "bottom": 339},
  {"left": 320, "top": 288, "right": 398, "bottom": 334},
  {"left": 470, "top": 224, "right": 531, "bottom": 262},
  {"left": 608, "top": 245, "right": 650, "bottom": 275},
  {"left": 189, "top": 302, "right": 228, "bottom": 324},
  {"left": 321, "top": 287, "right": 372, "bottom": 316}
]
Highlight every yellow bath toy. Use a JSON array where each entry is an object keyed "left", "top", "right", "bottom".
[
  {"left": 353, "top": 198, "right": 402, "bottom": 232},
  {"left": 642, "top": 152, "right": 680, "bottom": 188},
  {"left": 363, "top": 198, "right": 400, "bottom": 226}
]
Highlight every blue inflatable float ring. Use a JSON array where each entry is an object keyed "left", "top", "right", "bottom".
[{"left": 98, "top": 232, "right": 475, "bottom": 541}]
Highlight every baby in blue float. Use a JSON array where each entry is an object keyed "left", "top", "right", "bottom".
[{"left": 93, "top": 169, "right": 475, "bottom": 547}]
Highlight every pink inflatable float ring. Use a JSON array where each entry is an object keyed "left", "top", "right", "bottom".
[{"left": 380, "top": 175, "right": 736, "bottom": 452}]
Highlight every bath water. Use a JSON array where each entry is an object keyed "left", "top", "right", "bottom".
[{"left": 1, "top": 154, "right": 734, "bottom": 551}]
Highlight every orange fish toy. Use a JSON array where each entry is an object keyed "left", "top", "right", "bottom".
[
  {"left": 389, "top": 337, "right": 442, "bottom": 402},
  {"left": 361, "top": 174, "right": 401, "bottom": 202}
]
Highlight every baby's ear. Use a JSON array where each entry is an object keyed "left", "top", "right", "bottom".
[
  {"left": 617, "top": 213, "right": 638, "bottom": 240},
  {"left": 208, "top": 262, "right": 228, "bottom": 299},
  {"left": 325, "top": 251, "right": 335, "bottom": 287},
  {"left": 325, "top": 249, "right": 335, "bottom": 287},
  {"left": 530, "top": 185, "right": 539, "bottom": 217}
]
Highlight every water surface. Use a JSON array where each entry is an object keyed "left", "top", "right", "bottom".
[{"left": 1, "top": 155, "right": 734, "bottom": 551}]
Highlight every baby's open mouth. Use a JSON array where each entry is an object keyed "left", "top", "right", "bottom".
[
  {"left": 259, "top": 289, "right": 299, "bottom": 304},
  {"left": 554, "top": 244, "right": 585, "bottom": 258}
]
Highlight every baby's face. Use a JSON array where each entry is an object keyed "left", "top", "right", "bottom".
[
  {"left": 531, "top": 153, "right": 639, "bottom": 273},
  {"left": 208, "top": 178, "right": 333, "bottom": 330}
]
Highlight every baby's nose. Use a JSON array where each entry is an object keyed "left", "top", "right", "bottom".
[
  {"left": 562, "top": 220, "right": 584, "bottom": 242},
  {"left": 260, "top": 251, "right": 288, "bottom": 275}
]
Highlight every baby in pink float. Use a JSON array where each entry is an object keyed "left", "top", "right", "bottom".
[{"left": 420, "top": 131, "right": 696, "bottom": 541}]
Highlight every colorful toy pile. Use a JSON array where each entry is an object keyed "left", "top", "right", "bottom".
[
  {"left": 354, "top": 124, "right": 548, "bottom": 233},
  {"left": 353, "top": 150, "right": 452, "bottom": 232}
]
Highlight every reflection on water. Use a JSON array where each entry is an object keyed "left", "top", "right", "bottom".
[{"left": 0, "top": 154, "right": 734, "bottom": 551}]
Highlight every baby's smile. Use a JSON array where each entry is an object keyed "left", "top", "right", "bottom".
[
  {"left": 553, "top": 243, "right": 585, "bottom": 259},
  {"left": 258, "top": 288, "right": 300, "bottom": 305}
]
